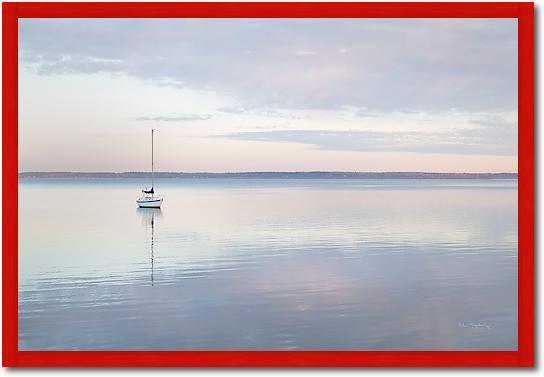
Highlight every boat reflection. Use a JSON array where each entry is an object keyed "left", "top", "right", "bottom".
[{"left": 137, "top": 208, "right": 162, "bottom": 286}]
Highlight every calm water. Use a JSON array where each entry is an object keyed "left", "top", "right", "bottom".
[{"left": 18, "top": 179, "right": 518, "bottom": 350}]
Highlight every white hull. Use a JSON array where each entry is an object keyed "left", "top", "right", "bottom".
[{"left": 137, "top": 197, "right": 163, "bottom": 208}]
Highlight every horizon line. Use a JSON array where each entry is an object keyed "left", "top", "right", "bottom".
[{"left": 19, "top": 171, "right": 518, "bottom": 175}]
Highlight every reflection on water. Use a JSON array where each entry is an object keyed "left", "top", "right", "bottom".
[
  {"left": 137, "top": 208, "right": 161, "bottom": 286},
  {"left": 18, "top": 179, "right": 517, "bottom": 350}
]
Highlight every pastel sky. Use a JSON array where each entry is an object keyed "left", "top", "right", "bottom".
[{"left": 19, "top": 18, "right": 517, "bottom": 173}]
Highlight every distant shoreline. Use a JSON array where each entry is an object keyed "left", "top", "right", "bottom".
[{"left": 19, "top": 172, "right": 518, "bottom": 180}]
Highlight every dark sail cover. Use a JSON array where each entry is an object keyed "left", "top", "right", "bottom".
[{"left": 143, "top": 187, "right": 154, "bottom": 194}]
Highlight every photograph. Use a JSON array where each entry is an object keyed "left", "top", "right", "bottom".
[{"left": 4, "top": 1, "right": 534, "bottom": 368}]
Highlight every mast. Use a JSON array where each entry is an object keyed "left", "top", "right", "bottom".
[{"left": 151, "top": 129, "right": 154, "bottom": 192}]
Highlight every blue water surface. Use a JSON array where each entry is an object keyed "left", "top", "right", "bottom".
[{"left": 18, "top": 178, "right": 518, "bottom": 350}]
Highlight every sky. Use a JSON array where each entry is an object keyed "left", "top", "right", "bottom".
[{"left": 18, "top": 18, "right": 518, "bottom": 173}]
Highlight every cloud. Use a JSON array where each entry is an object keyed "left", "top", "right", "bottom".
[
  {"left": 217, "top": 106, "right": 246, "bottom": 114},
  {"left": 217, "top": 120, "right": 516, "bottom": 156},
  {"left": 19, "top": 18, "right": 517, "bottom": 113},
  {"left": 216, "top": 106, "right": 304, "bottom": 120},
  {"left": 20, "top": 52, "right": 124, "bottom": 75},
  {"left": 135, "top": 114, "right": 212, "bottom": 122}
]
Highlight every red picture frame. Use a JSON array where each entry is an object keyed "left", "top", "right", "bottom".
[{"left": 3, "top": 2, "right": 534, "bottom": 367}]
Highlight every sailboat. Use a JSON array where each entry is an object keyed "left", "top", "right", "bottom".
[{"left": 137, "top": 129, "right": 163, "bottom": 208}]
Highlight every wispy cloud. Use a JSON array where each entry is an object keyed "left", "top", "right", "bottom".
[
  {"left": 218, "top": 119, "right": 516, "bottom": 156},
  {"left": 135, "top": 114, "right": 212, "bottom": 122},
  {"left": 217, "top": 106, "right": 246, "bottom": 114}
]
